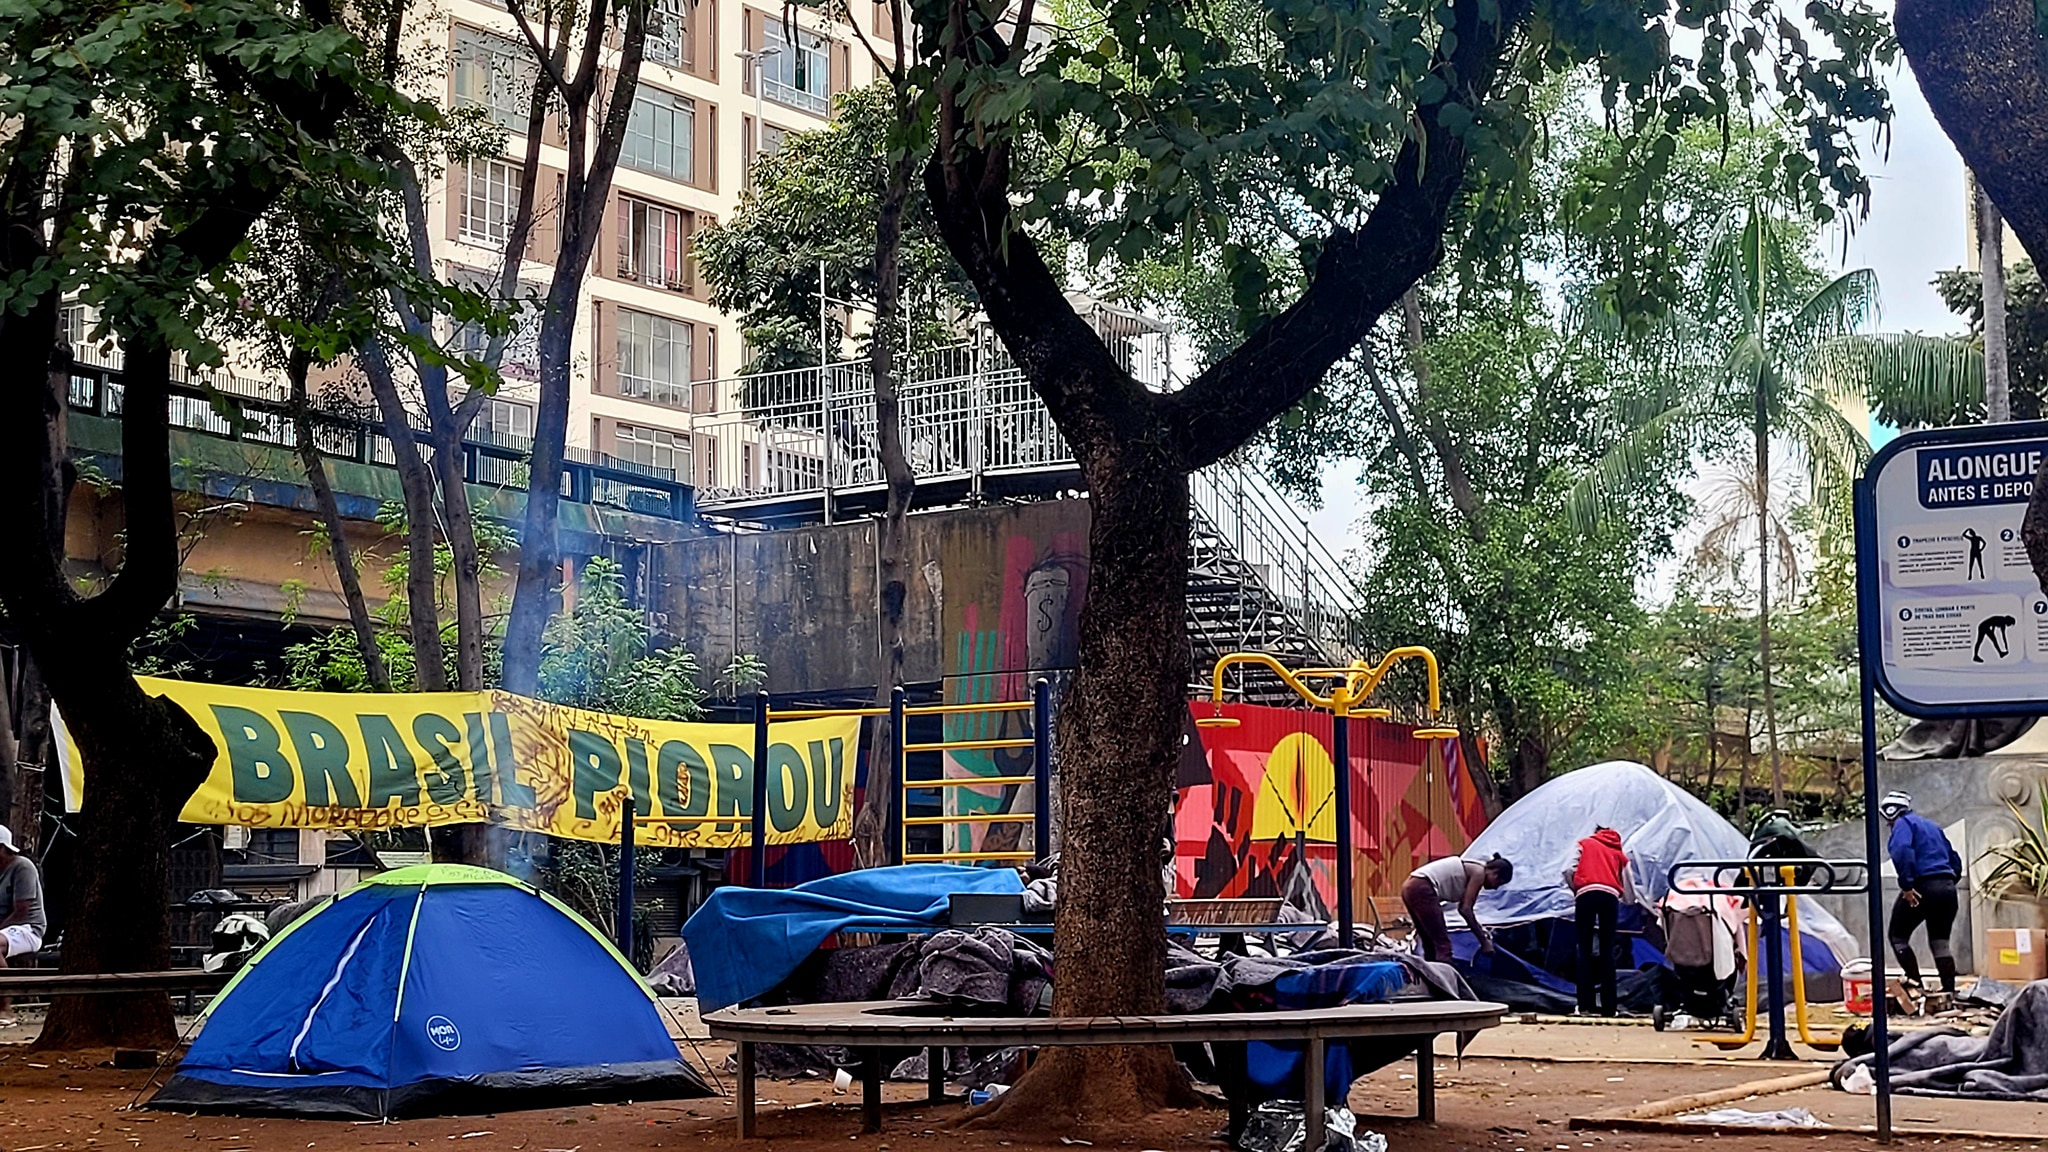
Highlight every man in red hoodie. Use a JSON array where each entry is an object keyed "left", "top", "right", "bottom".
[{"left": 1564, "top": 827, "right": 1632, "bottom": 1016}]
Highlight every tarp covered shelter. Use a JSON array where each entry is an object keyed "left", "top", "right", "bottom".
[
  {"left": 151, "top": 864, "right": 711, "bottom": 1119},
  {"left": 1451, "top": 761, "right": 1857, "bottom": 1005}
]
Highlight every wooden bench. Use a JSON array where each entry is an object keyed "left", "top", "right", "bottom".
[
  {"left": 704, "top": 997, "right": 1506, "bottom": 1147},
  {"left": 0, "top": 970, "right": 230, "bottom": 1000}
]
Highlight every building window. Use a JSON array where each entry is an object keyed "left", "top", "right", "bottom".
[
  {"left": 245, "top": 828, "right": 300, "bottom": 865},
  {"left": 475, "top": 398, "right": 533, "bottom": 484},
  {"left": 618, "top": 197, "right": 690, "bottom": 290},
  {"left": 623, "top": 89, "right": 695, "bottom": 181},
  {"left": 761, "top": 20, "right": 828, "bottom": 114},
  {"left": 460, "top": 158, "right": 518, "bottom": 247},
  {"left": 452, "top": 27, "right": 533, "bottom": 132},
  {"left": 617, "top": 308, "right": 692, "bottom": 407},
  {"left": 613, "top": 422, "right": 689, "bottom": 477},
  {"left": 647, "top": 0, "right": 688, "bottom": 66}
]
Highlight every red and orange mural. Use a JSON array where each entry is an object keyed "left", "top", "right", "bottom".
[{"left": 1175, "top": 702, "right": 1490, "bottom": 911}]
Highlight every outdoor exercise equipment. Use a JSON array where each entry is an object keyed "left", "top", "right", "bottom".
[
  {"left": 1199, "top": 647, "right": 1460, "bottom": 948},
  {"left": 1665, "top": 858, "right": 1868, "bottom": 1059},
  {"left": 621, "top": 687, "right": 1054, "bottom": 946}
]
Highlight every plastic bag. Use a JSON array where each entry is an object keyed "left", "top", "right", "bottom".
[{"left": 1237, "top": 1100, "right": 1385, "bottom": 1152}]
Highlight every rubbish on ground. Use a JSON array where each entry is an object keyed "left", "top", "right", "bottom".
[
  {"left": 1236, "top": 1101, "right": 1384, "bottom": 1152},
  {"left": 1678, "top": 1108, "right": 1822, "bottom": 1128},
  {"left": 1841, "top": 1065, "right": 1875, "bottom": 1095},
  {"left": 832, "top": 1069, "right": 853, "bottom": 1095}
]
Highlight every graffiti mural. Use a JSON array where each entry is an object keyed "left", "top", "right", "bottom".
[
  {"left": 933, "top": 516, "right": 1087, "bottom": 858},
  {"left": 1175, "top": 702, "right": 1490, "bottom": 915}
]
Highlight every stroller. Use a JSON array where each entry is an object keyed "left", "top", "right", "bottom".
[{"left": 1651, "top": 893, "right": 1743, "bottom": 1031}]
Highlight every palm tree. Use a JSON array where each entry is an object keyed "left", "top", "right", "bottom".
[{"left": 1577, "top": 205, "right": 1980, "bottom": 807}]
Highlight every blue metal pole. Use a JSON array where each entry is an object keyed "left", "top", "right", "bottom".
[
  {"left": 1033, "top": 678, "right": 1052, "bottom": 861},
  {"left": 1854, "top": 474, "right": 1893, "bottom": 1141},
  {"left": 1333, "top": 711, "right": 1353, "bottom": 949},
  {"left": 751, "top": 689, "right": 770, "bottom": 888},
  {"left": 889, "top": 686, "right": 907, "bottom": 867},
  {"left": 1761, "top": 890, "right": 1795, "bottom": 1059},
  {"left": 617, "top": 798, "right": 636, "bottom": 957}
]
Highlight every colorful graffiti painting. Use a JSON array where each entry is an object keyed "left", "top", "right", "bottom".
[
  {"left": 935, "top": 529, "right": 1087, "bottom": 857},
  {"left": 1175, "top": 702, "right": 1489, "bottom": 914}
]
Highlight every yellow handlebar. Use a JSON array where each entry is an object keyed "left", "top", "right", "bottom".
[{"left": 1207, "top": 647, "right": 1449, "bottom": 722}]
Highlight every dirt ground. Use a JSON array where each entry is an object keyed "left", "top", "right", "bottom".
[{"left": 6, "top": 1019, "right": 2043, "bottom": 1152}]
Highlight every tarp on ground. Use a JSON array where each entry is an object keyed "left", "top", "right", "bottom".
[
  {"left": 682, "top": 863, "right": 1026, "bottom": 1012},
  {"left": 1460, "top": 760, "right": 1859, "bottom": 970},
  {"left": 149, "top": 865, "right": 711, "bottom": 1119}
]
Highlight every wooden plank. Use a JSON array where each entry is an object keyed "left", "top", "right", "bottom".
[
  {"left": 736, "top": 1040, "right": 756, "bottom": 1138},
  {"left": 1304, "top": 1035, "right": 1326, "bottom": 1152},
  {"left": 0, "top": 971, "right": 228, "bottom": 995},
  {"left": 1416, "top": 1037, "right": 1436, "bottom": 1123}
]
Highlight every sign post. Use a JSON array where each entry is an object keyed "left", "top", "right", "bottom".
[{"left": 1855, "top": 419, "right": 2048, "bottom": 1142}]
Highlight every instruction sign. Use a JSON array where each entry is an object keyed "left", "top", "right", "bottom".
[{"left": 1859, "top": 422, "right": 2048, "bottom": 715}]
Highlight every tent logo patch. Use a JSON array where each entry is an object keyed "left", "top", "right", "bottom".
[{"left": 425, "top": 1016, "right": 461, "bottom": 1051}]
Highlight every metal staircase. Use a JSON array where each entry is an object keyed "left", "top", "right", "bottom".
[{"left": 688, "top": 332, "right": 1362, "bottom": 687}]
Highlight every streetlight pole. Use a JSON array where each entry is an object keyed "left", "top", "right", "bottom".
[{"left": 736, "top": 46, "right": 781, "bottom": 188}]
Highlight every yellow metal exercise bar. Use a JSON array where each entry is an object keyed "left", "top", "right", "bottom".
[
  {"left": 1709, "top": 867, "right": 1839, "bottom": 1052},
  {"left": 764, "top": 705, "right": 892, "bottom": 720},
  {"left": 905, "top": 737, "right": 1035, "bottom": 753},
  {"left": 895, "top": 682, "right": 1053, "bottom": 868},
  {"left": 904, "top": 700, "right": 1034, "bottom": 716}
]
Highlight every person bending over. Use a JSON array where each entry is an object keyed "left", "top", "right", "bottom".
[
  {"left": 1402, "top": 853, "right": 1512, "bottom": 963},
  {"left": 1881, "top": 791, "right": 1962, "bottom": 997},
  {"left": 1564, "top": 827, "right": 1633, "bottom": 1016}
]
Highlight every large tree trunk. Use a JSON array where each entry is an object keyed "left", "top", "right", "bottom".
[
  {"left": 288, "top": 353, "right": 390, "bottom": 689},
  {"left": 359, "top": 341, "right": 448, "bottom": 691},
  {"left": 853, "top": 145, "right": 919, "bottom": 870},
  {"left": 977, "top": 449, "right": 1204, "bottom": 1127},
  {"left": 1754, "top": 394, "right": 1784, "bottom": 808},
  {"left": 500, "top": 0, "right": 650, "bottom": 697},
  {"left": 1981, "top": 179, "right": 2012, "bottom": 423},
  {"left": 0, "top": 336, "right": 215, "bottom": 1048},
  {"left": 1894, "top": 0, "right": 2048, "bottom": 593}
]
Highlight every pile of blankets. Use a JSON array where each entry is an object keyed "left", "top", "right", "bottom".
[{"left": 1833, "top": 980, "right": 2048, "bottom": 1100}]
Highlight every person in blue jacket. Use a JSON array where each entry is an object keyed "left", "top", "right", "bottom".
[{"left": 1881, "top": 791, "right": 1962, "bottom": 996}]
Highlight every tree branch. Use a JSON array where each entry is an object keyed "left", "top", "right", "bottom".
[{"left": 1165, "top": 0, "right": 1533, "bottom": 470}]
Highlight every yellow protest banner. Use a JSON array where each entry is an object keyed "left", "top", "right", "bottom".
[{"left": 56, "top": 678, "right": 857, "bottom": 848}]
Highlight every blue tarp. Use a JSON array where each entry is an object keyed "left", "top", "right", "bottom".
[
  {"left": 1461, "top": 760, "right": 1858, "bottom": 968},
  {"left": 1244, "top": 960, "right": 1408, "bottom": 1101},
  {"left": 683, "top": 863, "right": 1025, "bottom": 1012}
]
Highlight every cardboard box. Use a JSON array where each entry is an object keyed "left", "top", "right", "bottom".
[{"left": 1983, "top": 928, "right": 2048, "bottom": 982}]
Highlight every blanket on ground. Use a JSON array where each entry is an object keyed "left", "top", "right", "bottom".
[
  {"left": 1834, "top": 980, "right": 2048, "bottom": 1100},
  {"left": 681, "top": 864, "right": 1024, "bottom": 1012}
]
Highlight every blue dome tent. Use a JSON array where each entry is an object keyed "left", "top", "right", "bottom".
[{"left": 151, "top": 864, "right": 712, "bottom": 1119}]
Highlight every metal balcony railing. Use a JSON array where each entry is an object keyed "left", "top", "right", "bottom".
[
  {"left": 689, "top": 332, "right": 1360, "bottom": 662},
  {"left": 62, "top": 342, "right": 694, "bottom": 521}
]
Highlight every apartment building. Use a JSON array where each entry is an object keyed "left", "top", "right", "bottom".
[{"left": 429, "top": 0, "right": 888, "bottom": 492}]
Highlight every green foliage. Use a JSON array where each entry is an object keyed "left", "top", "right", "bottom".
[
  {"left": 1981, "top": 796, "right": 2048, "bottom": 901},
  {"left": 918, "top": 0, "right": 1897, "bottom": 328},
  {"left": 694, "top": 84, "right": 973, "bottom": 377},
  {"left": 1930, "top": 260, "right": 2048, "bottom": 425},
  {"left": 538, "top": 558, "right": 707, "bottom": 721},
  {"left": 1353, "top": 286, "right": 1688, "bottom": 798}
]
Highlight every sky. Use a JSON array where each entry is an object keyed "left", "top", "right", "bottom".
[{"left": 1300, "top": 54, "right": 1973, "bottom": 590}]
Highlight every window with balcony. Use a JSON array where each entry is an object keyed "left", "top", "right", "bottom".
[
  {"left": 618, "top": 197, "right": 690, "bottom": 290},
  {"left": 616, "top": 308, "right": 692, "bottom": 408},
  {"left": 613, "top": 422, "right": 689, "bottom": 477},
  {"left": 761, "top": 20, "right": 828, "bottom": 114},
  {"left": 622, "top": 89, "right": 695, "bottom": 182},
  {"left": 452, "top": 27, "right": 533, "bottom": 132},
  {"left": 459, "top": 158, "right": 518, "bottom": 247}
]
